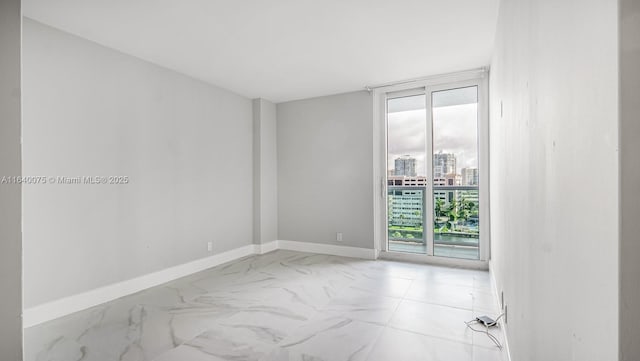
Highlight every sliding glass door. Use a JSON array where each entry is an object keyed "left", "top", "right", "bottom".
[
  {"left": 386, "top": 93, "right": 428, "bottom": 254},
  {"left": 382, "top": 76, "right": 486, "bottom": 262},
  {"left": 431, "top": 86, "right": 480, "bottom": 260}
]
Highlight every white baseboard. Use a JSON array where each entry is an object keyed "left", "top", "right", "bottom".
[
  {"left": 489, "top": 261, "right": 512, "bottom": 361},
  {"left": 23, "top": 244, "right": 256, "bottom": 328},
  {"left": 277, "top": 240, "right": 377, "bottom": 259},
  {"left": 23, "top": 240, "right": 374, "bottom": 328},
  {"left": 254, "top": 240, "right": 279, "bottom": 254}
]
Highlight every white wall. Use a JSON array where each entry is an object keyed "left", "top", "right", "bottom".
[
  {"left": 0, "top": 0, "right": 23, "bottom": 358},
  {"left": 253, "top": 98, "right": 278, "bottom": 245},
  {"left": 277, "top": 91, "right": 374, "bottom": 249},
  {"left": 620, "top": 0, "right": 640, "bottom": 359},
  {"left": 22, "top": 19, "right": 254, "bottom": 308},
  {"left": 489, "top": 0, "right": 619, "bottom": 360}
]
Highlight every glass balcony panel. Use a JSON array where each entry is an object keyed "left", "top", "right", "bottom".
[
  {"left": 387, "top": 186, "right": 426, "bottom": 254},
  {"left": 433, "top": 187, "right": 479, "bottom": 260}
]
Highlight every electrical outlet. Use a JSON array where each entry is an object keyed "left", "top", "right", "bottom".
[
  {"left": 336, "top": 232, "right": 343, "bottom": 242},
  {"left": 207, "top": 241, "right": 213, "bottom": 252}
]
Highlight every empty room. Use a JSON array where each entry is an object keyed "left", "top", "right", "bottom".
[{"left": 1, "top": 0, "right": 639, "bottom": 360}]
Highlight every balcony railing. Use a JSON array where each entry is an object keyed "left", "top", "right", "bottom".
[{"left": 387, "top": 185, "right": 480, "bottom": 259}]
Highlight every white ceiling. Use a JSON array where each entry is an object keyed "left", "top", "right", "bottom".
[{"left": 23, "top": 0, "right": 500, "bottom": 103}]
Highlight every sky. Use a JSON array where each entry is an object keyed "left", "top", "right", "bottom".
[{"left": 387, "top": 91, "right": 478, "bottom": 176}]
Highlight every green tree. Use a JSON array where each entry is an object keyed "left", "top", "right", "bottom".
[
  {"left": 446, "top": 202, "right": 458, "bottom": 221},
  {"left": 435, "top": 199, "right": 444, "bottom": 218},
  {"left": 457, "top": 196, "right": 477, "bottom": 223},
  {"left": 457, "top": 196, "right": 470, "bottom": 222}
]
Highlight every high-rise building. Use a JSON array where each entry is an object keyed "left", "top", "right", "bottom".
[
  {"left": 461, "top": 167, "right": 479, "bottom": 185},
  {"left": 433, "top": 152, "right": 456, "bottom": 178},
  {"left": 394, "top": 155, "right": 417, "bottom": 176},
  {"left": 388, "top": 175, "right": 428, "bottom": 187},
  {"left": 387, "top": 189, "right": 423, "bottom": 227},
  {"left": 433, "top": 174, "right": 462, "bottom": 204}
]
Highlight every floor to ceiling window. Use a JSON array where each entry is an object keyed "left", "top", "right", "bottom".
[
  {"left": 375, "top": 70, "right": 488, "bottom": 263},
  {"left": 431, "top": 86, "right": 480, "bottom": 259}
]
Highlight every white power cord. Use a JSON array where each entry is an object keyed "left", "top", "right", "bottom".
[{"left": 464, "top": 313, "right": 505, "bottom": 349}]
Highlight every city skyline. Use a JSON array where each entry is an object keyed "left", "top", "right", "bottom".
[
  {"left": 394, "top": 155, "right": 417, "bottom": 177},
  {"left": 389, "top": 153, "right": 479, "bottom": 186},
  {"left": 387, "top": 102, "right": 479, "bottom": 176}
]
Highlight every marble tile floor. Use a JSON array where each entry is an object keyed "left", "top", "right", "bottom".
[{"left": 25, "top": 250, "right": 506, "bottom": 361}]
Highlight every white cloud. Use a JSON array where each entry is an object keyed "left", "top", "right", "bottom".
[{"left": 387, "top": 103, "right": 478, "bottom": 176}]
